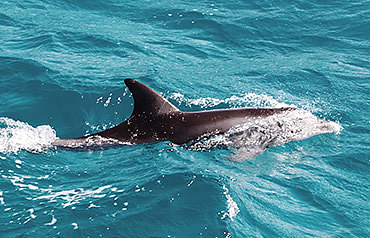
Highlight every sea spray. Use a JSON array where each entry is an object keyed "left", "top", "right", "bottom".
[{"left": 0, "top": 117, "right": 57, "bottom": 154}]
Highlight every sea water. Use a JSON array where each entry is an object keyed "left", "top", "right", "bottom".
[{"left": 0, "top": 0, "right": 369, "bottom": 237}]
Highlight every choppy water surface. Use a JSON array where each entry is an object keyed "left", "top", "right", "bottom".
[{"left": 0, "top": 0, "right": 369, "bottom": 237}]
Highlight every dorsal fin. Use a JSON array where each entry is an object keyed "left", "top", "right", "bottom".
[{"left": 124, "top": 78, "right": 180, "bottom": 117}]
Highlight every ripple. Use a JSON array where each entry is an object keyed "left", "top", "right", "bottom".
[
  {"left": 5, "top": 34, "right": 54, "bottom": 51},
  {"left": 0, "top": 13, "right": 16, "bottom": 26}
]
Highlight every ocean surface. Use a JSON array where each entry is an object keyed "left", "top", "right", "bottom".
[{"left": 0, "top": 0, "right": 369, "bottom": 237}]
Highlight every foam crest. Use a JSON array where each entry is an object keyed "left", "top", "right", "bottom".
[
  {"left": 170, "top": 92, "right": 289, "bottom": 108},
  {"left": 0, "top": 117, "right": 57, "bottom": 154},
  {"left": 187, "top": 109, "right": 342, "bottom": 160}
]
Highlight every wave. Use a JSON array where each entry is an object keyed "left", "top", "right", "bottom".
[{"left": 0, "top": 12, "right": 16, "bottom": 26}]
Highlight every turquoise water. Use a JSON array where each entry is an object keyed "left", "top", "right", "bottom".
[{"left": 0, "top": 0, "right": 369, "bottom": 237}]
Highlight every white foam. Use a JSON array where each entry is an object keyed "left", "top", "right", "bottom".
[
  {"left": 170, "top": 92, "right": 289, "bottom": 108},
  {"left": 71, "top": 222, "right": 78, "bottom": 230},
  {"left": 0, "top": 191, "right": 4, "bottom": 205},
  {"left": 45, "top": 215, "right": 57, "bottom": 226},
  {"left": 187, "top": 109, "right": 342, "bottom": 160},
  {"left": 0, "top": 117, "right": 57, "bottom": 154},
  {"left": 221, "top": 184, "right": 240, "bottom": 221}
]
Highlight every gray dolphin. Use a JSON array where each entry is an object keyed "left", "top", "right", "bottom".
[{"left": 52, "top": 79, "right": 295, "bottom": 148}]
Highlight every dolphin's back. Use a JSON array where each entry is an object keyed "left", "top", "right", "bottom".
[
  {"left": 53, "top": 79, "right": 295, "bottom": 147},
  {"left": 166, "top": 107, "right": 293, "bottom": 144}
]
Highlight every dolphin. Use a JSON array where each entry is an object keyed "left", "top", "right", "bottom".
[{"left": 52, "top": 79, "right": 296, "bottom": 148}]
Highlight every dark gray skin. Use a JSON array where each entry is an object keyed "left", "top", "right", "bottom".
[{"left": 52, "top": 79, "right": 295, "bottom": 147}]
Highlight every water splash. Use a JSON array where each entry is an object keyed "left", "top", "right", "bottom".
[
  {"left": 170, "top": 92, "right": 290, "bottom": 108},
  {"left": 0, "top": 117, "right": 57, "bottom": 154},
  {"left": 186, "top": 109, "right": 342, "bottom": 160}
]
